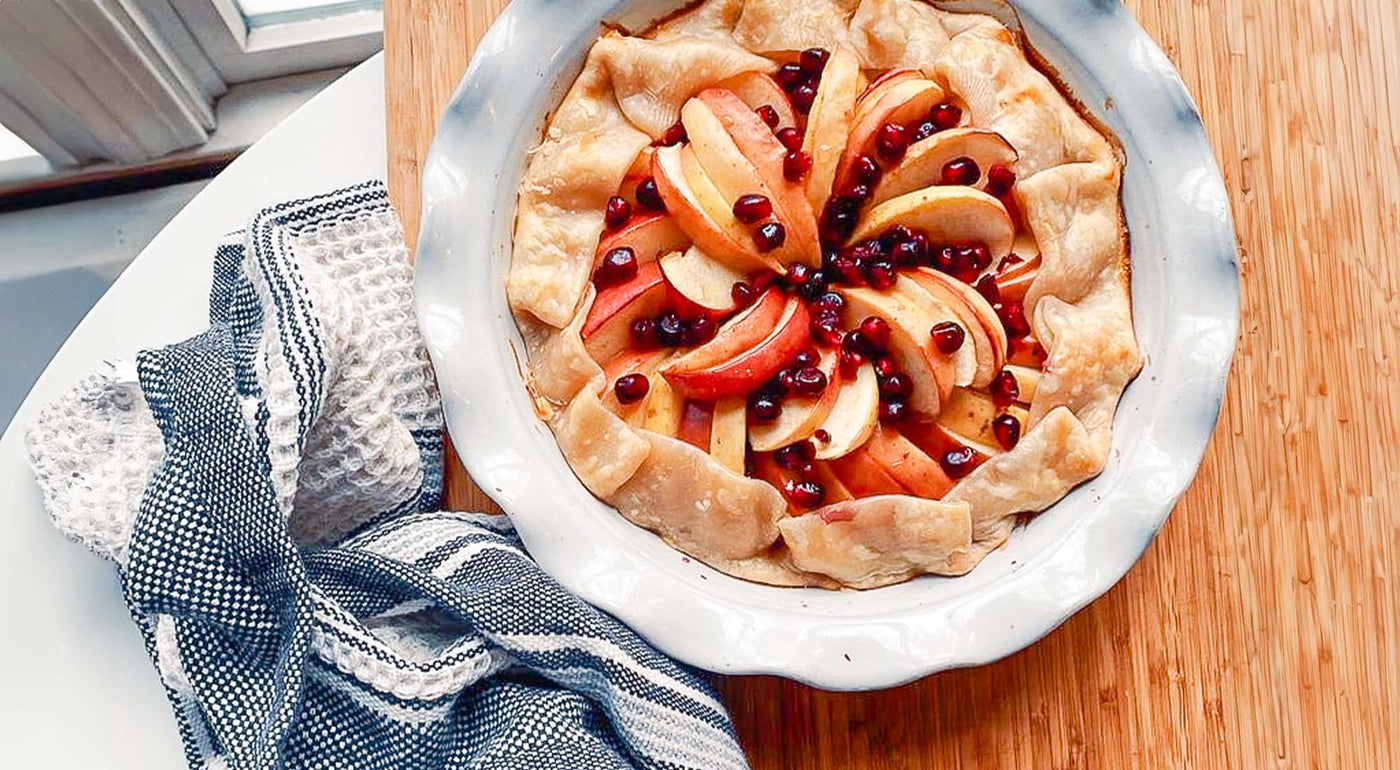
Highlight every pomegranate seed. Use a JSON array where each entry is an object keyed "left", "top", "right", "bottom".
[
  {"left": 631, "top": 317, "right": 658, "bottom": 349},
  {"left": 783, "top": 478, "right": 826, "bottom": 508},
  {"left": 821, "top": 198, "right": 860, "bottom": 244},
  {"left": 992, "top": 413, "right": 1022, "bottom": 449},
  {"left": 879, "top": 399, "right": 908, "bottom": 424},
  {"left": 776, "top": 63, "right": 805, "bottom": 91},
  {"left": 859, "top": 316, "right": 891, "bottom": 351},
  {"left": 775, "top": 368, "right": 798, "bottom": 397},
  {"left": 784, "top": 150, "right": 813, "bottom": 181},
  {"left": 775, "top": 440, "right": 816, "bottom": 468},
  {"left": 989, "top": 369, "right": 1020, "bottom": 407},
  {"left": 940, "top": 157, "right": 981, "bottom": 186},
  {"left": 998, "top": 253, "right": 1025, "bottom": 271},
  {"left": 1000, "top": 302, "right": 1031, "bottom": 339},
  {"left": 907, "top": 233, "right": 932, "bottom": 264},
  {"left": 876, "top": 122, "right": 910, "bottom": 161},
  {"left": 811, "top": 316, "right": 844, "bottom": 347},
  {"left": 756, "top": 104, "right": 781, "bottom": 128},
  {"left": 754, "top": 222, "right": 787, "bottom": 252},
  {"left": 635, "top": 177, "right": 665, "bottom": 211},
  {"left": 776, "top": 127, "right": 803, "bottom": 151},
  {"left": 885, "top": 225, "right": 914, "bottom": 244},
  {"left": 751, "top": 271, "right": 777, "bottom": 293},
  {"left": 791, "top": 83, "right": 818, "bottom": 113},
  {"left": 793, "top": 348, "right": 820, "bottom": 368},
  {"left": 879, "top": 372, "right": 913, "bottom": 400},
  {"left": 614, "top": 374, "right": 650, "bottom": 404},
  {"left": 975, "top": 275, "right": 1001, "bottom": 304},
  {"left": 594, "top": 247, "right": 638, "bottom": 287},
  {"left": 681, "top": 315, "right": 717, "bottom": 346},
  {"left": 732, "top": 194, "right": 773, "bottom": 224},
  {"left": 911, "top": 120, "right": 938, "bottom": 143},
  {"left": 656, "top": 312, "right": 685, "bottom": 347},
  {"left": 874, "top": 357, "right": 897, "bottom": 378},
  {"left": 839, "top": 347, "right": 866, "bottom": 376},
  {"left": 986, "top": 164, "right": 1017, "bottom": 197},
  {"left": 814, "top": 292, "right": 845, "bottom": 312},
  {"left": 940, "top": 446, "right": 977, "bottom": 478},
  {"left": 866, "top": 262, "right": 896, "bottom": 290},
  {"left": 799, "top": 48, "right": 830, "bottom": 75},
  {"left": 933, "top": 245, "right": 957, "bottom": 273},
  {"left": 793, "top": 366, "right": 828, "bottom": 396},
  {"left": 931, "top": 321, "right": 965, "bottom": 353},
  {"left": 797, "top": 270, "right": 829, "bottom": 302},
  {"left": 659, "top": 121, "right": 688, "bottom": 146},
  {"left": 929, "top": 102, "right": 962, "bottom": 130},
  {"left": 785, "top": 263, "right": 811, "bottom": 288},
  {"left": 604, "top": 196, "right": 631, "bottom": 229},
  {"left": 968, "top": 243, "right": 992, "bottom": 270},
  {"left": 731, "top": 281, "right": 755, "bottom": 307},
  {"left": 814, "top": 429, "right": 832, "bottom": 444},
  {"left": 840, "top": 182, "right": 871, "bottom": 202},
  {"left": 829, "top": 253, "right": 863, "bottom": 285},
  {"left": 853, "top": 154, "right": 883, "bottom": 186},
  {"left": 750, "top": 395, "right": 781, "bottom": 423}
]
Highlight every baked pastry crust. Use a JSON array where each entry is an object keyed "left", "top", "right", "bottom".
[{"left": 507, "top": 0, "right": 1141, "bottom": 589}]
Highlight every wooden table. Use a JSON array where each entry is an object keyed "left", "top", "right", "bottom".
[{"left": 384, "top": 2, "right": 1400, "bottom": 767}]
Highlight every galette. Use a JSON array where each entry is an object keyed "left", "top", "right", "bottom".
[{"left": 507, "top": 0, "right": 1141, "bottom": 590}]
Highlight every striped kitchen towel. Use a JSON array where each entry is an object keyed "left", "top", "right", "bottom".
[{"left": 26, "top": 181, "right": 749, "bottom": 770}]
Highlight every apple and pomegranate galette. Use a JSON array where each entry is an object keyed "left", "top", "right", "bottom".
[{"left": 507, "top": 0, "right": 1142, "bottom": 590}]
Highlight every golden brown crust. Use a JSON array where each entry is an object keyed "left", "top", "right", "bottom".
[{"left": 507, "top": 0, "right": 1140, "bottom": 588}]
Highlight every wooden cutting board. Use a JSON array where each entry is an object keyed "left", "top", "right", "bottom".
[{"left": 384, "top": 2, "right": 1400, "bottom": 766}]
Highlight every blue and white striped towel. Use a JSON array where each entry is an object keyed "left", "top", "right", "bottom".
[{"left": 26, "top": 181, "right": 749, "bottom": 770}]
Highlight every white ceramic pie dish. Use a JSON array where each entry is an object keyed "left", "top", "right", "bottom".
[{"left": 414, "top": 0, "right": 1239, "bottom": 690}]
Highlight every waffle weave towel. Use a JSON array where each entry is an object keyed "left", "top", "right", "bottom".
[{"left": 25, "top": 181, "right": 748, "bottom": 770}]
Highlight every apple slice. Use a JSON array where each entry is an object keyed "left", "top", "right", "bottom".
[
  {"left": 664, "top": 295, "right": 812, "bottom": 400},
  {"left": 581, "top": 261, "right": 668, "bottom": 362},
  {"left": 694, "top": 89, "right": 822, "bottom": 266},
  {"left": 601, "top": 349, "right": 670, "bottom": 421},
  {"left": 855, "top": 68, "right": 922, "bottom": 112},
  {"left": 749, "top": 349, "right": 842, "bottom": 452},
  {"left": 903, "top": 268, "right": 1007, "bottom": 388},
  {"left": 849, "top": 187, "right": 1015, "bottom": 262},
  {"left": 641, "top": 373, "right": 685, "bottom": 437},
  {"left": 871, "top": 128, "right": 1019, "bottom": 207},
  {"left": 618, "top": 146, "right": 657, "bottom": 202},
  {"left": 899, "top": 419, "right": 996, "bottom": 472},
  {"left": 890, "top": 275, "right": 979, "bottom": 388},
  {"left": 809, "top": 461, "right": 855, "bottom": 503},
  {"left": 996, "top": 252, "right": 1042, "bottom": 303},
  {"left": 829, "top": 448, "right": 907, "bottom": 498},
  {"left": 839, "top": 286, "right": 954, "bottom": 413},
  {"left": 801, "top": 46, "right": 861, "bottom": 212},
  {"left": 659, "top": 246, "right": 744, "bottom": 315},
  {"left": 596, "top": 212, "right": 690, "bottom": 268},
  {"left": 812, "top": 360, "right": 879, "bottom": 460},
  {"left": 939, "top": 388, "right": 1032, "bottom": 449},
  {"left": 676, "top": 400, "right": 714, "bottom": 450},
  {"left": 652, "top": 145, "right": 780, "bottom": 274},
  {"left": 719, "top": 72, "right": 798, "bottom": 130},
  {"left": 709, "top": 396, "right": 748, "bottom": 473},
  {"left": 1005, "top": 364, "right": 1041, "bottom": 403},
  {"left": 834, "top": 78, "right": 946, "bottom": 195},
  {"left": 669, "top": 285, "right": 786, "bottom": 372},
  {"left": 862, "top": 427, "right": 956, "bottom": 499}
]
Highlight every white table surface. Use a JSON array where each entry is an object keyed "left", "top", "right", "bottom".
[{"left": 0, "top": 55, "right": 387, "bottom": 767}]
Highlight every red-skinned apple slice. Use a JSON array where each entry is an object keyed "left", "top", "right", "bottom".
[
  {"left": 651, "top": 145, "right": 780, "bottom": 274},
  {"left": 676, "top": 400, "right": 714, "bottom": 450},
  {"left": 601, "top": 349, "right": 671, "bottom": 421},
  {"left": 870, "top": 128, "right": 1019, "bottom": 207},
  {"left": 719, "top": 71, "right": 798, "bottom": 130},
  {"left": 855, "top": 68, "right": 921, "bottom": 111},
  {"left": 595, "top": 212, "right": 690, "bottom": 268},
  {"left": 581, "top": 261, "right": 668, "bottom": 362},
  {"left": 939, "top": 388, "right": 1031, "bottom": 448},
  {"left": 709, "top": 396, "right": 747, "bottom": 473},
  {"left": 996, "top": 252, "right": 1042, "bottom": 303},
  {"left": 862, "top": 427, "right": 956, "bottom": 499},
  {"left": 849, "top": 187, "right": 1015, "bottom": 262},
  {"left": 659, "top": 246, "right": 744, "bottom": 315},
  {"left": 801, "top": 46, "right": 861, "bottom": 211},
  {"left": 812, "top": 360, "right": 879, "bottom": 460},
  {"left": 1004, "top": 363, "right": 1041, "bottom": 403},
  {"left": 694, "top": 89, "right": 822, "bottom": 266},
  {"left": 840, "top": 286, "right": 954, "bottom": 413},
  {"left": 664, "top": 296, "right": 812, "bottom": 400},
  {"left": 670, "top": 286, "right": 786, "bottom": 372},
  {"left": 829, "top": 448, "right": 908, "bottom": 498},
  {"left": 749, "top": 349, "right": 842, "bottom": 452},
  {"left": 834, "top": 78, "right": 946, "bottom": 194},
  {"left": 903, "top": 268, "right": 1007, "bottom": 388}
]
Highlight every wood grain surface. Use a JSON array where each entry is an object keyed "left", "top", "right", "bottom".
[{"left": 384, "top": 1, "right": 1400, "bottom": 766}]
